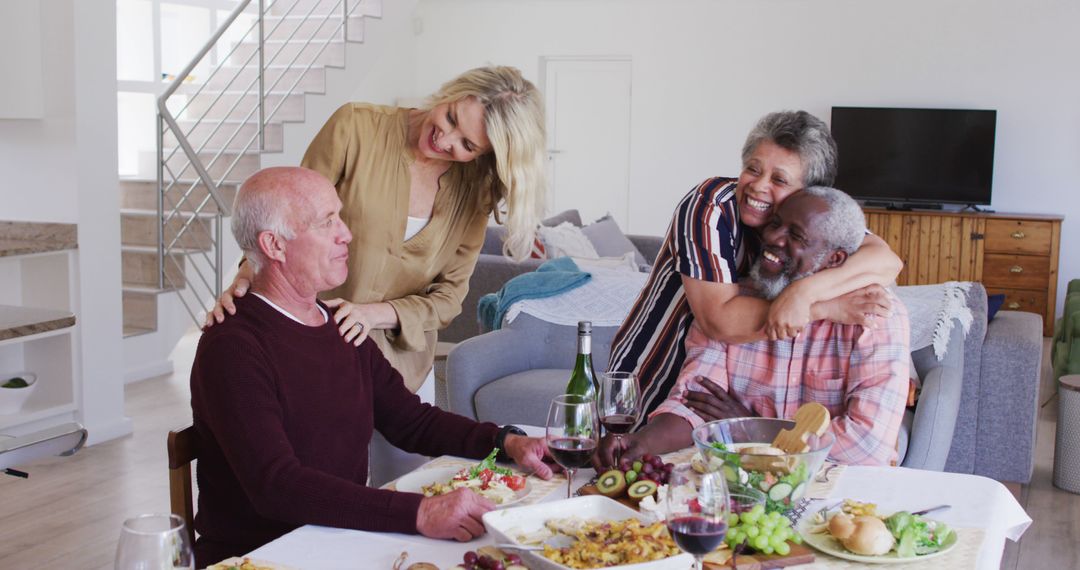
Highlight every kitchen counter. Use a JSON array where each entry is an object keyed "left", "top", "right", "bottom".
[{"left": 0, "top": 221, "right": 77, "bottom": 258}]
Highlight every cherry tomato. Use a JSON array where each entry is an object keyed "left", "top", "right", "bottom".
[{"left": 505, "top": 475, "right": 526, "bottom": 491}]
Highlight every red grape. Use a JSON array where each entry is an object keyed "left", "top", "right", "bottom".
[
  {"left": 464, "top": 551, "right": 478, "bottom": 565},
  {"left": 505, "top": 553, "right": 522, "bottom": 565}
]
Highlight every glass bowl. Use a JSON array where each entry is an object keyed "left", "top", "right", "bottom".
[{"left": 692, "top": 417, "right": 834, "bottom": 513}]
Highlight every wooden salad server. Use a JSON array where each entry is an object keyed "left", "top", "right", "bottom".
[{"left": 772, "top": 402, "right": 831, "bottom": 454}]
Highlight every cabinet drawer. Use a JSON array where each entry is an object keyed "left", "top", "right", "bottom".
[
  {"left": 984, "top": 219, "right": 1053, "bottom": 255},
  {"left": 981, "top": 254, "right": 1050, "bottom": 290},
  {"left": 986, "top": 287, "right": 1047, "bottom": 316}
]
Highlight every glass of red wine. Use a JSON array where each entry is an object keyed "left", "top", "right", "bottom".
[
  {"left": 599, "top": 371, "right": 640, "bottom": 465},
  {"left": 546, "top": 393, "right": 599, "bottom": 499},
  {"left": 665, "top": 467, "right": 730, "bottom": 570}
]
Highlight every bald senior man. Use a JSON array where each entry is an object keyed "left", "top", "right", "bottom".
[{"left": 189, "top": 167, "right": 552, "bottom": 567}]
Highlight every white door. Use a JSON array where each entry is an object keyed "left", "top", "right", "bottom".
[{"left": 541, "top": 57, "right": 632, "bottom": 229}]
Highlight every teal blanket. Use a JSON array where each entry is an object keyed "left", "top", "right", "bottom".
[{"left": 478, "top": 257, "right": 591, "bottom": 331}]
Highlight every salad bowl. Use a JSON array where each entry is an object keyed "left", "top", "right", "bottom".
[{"left": 692, "top": 418, "right": 834, "bottom": 514}]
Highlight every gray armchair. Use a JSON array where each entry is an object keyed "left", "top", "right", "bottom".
[{"left": 446, "top": 310, "right": 968, "bottom": 471}]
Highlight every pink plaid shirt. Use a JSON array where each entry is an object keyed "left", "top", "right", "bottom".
[{"left": 653, "top": 291, "right": 910, "bottom": 466}]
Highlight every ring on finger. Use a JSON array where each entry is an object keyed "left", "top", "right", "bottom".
[{"left": 351, "top": 322, "right": 364, "bottom": 332}]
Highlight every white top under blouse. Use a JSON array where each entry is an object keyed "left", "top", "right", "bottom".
[{"left": 404, "top": 216, "right": 430, "bottom": 242}]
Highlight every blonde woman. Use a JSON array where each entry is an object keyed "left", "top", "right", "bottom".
[{"left": 208, "top": 66, "right": 545, "bottom": 431}]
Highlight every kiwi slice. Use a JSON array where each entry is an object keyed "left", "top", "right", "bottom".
[
  {"left": 627, "top": 479, "right": 658, "bottom": 502},
  {"left": 596, "top": 469, "right": 627, "bottom": 498}
]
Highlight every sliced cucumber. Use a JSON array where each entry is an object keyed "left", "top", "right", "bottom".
[
  {"left": 722, "top": 464, "right": 738, "bottom": 483},
  {"left": 767, "top": 482, "right": 793, "bottom": 502},
  {"left": 790, "top": 481, "right": 807, "bottom": 501}
]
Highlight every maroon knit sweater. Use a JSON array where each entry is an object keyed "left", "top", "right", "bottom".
[{"left": 190, "top": 295, "right": 500, "bottom": 567}]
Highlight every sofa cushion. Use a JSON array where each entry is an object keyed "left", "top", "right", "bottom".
[
  {"left": 474, "top": 368, "right": 570, "bottom": 426},
  {"left": 581, "top": 215, "right": 649, "bottom": 268},
  {"left": 539, "top": 222, "right": 600, "bottom": 258},
  {"left": 482, "top": 209, "right": 584, "bottom": 256}
]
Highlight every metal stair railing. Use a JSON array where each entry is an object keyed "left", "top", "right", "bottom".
[{"left": 156, "top": 0, "right": 361, "bottom": 326}]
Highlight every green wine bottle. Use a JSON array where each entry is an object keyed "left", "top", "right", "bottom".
[{"left": 565, "top": 321, "right": 598, "bottom": 401}]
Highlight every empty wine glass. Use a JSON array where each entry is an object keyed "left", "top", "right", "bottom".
[
  {"left": 114, "top": 514, "right": 193, "bottom": 570},
  {"left": 546, "top": 393, "right": 599, "bottom": 499},
  {"left": 599, "top": 371, "right": 640, "bottom": 466},
  {"left": 666, "top": 467, "right": 730, "bottom": 570}
]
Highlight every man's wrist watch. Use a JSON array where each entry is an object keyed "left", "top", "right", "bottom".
[{"left": 495, "top": 425, "right": 526, "bottom": 461}]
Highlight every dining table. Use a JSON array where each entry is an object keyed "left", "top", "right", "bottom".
[{"left": 245, "top": 428, "right": 1031, "bottom": 570}]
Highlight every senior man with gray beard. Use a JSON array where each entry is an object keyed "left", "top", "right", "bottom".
[{"left": 596, "top": 187, "right": 910, "bottom": 467}]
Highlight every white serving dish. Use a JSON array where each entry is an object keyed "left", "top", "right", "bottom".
[
  {"left": 482, "top": 495, "right": 693, "bottom": 570},
  {"left": 0, "top": 372, "right": 37, "bottom": 414},
  {"left": 395, "top": 466, "right": 532, "bottom": 507}
]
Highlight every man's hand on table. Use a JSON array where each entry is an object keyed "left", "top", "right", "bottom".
[
  {"left": 683, "top": 377, "right": 753, "bottom": 422},
  {"left": 416, "top": 488, "right": 494, "bottom": 542},
  {"left": 503, "top": 434, "right": 555, "bottom": 479}
]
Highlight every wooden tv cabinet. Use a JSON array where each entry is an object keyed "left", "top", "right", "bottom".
[{"left": 863, "top": 208, "right": 1063, "bottom": 336}]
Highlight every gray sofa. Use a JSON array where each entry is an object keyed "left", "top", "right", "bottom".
[{"left": 445, "top": 283, "right": 1044, "bottom": 483}]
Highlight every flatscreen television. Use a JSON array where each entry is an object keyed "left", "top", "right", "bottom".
[{"left": 830, "top": 106, "right": 997, "bottom": 207}]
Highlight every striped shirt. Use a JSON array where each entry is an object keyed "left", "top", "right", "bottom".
[
  {"left": 608, "top": 177, "right": 757, "bottom": 429},
  {"left": 653, "top": 291, "right": 911, "bottom": 466}
]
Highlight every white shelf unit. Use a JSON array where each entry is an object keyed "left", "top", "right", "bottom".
[{"left": 0, "top": 249, "right": 80, "bottom": 436}]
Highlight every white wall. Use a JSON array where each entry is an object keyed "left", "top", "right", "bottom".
[
  {"left": 0, "top": 0, "right": 131, "bottom": 445},
  {"left": 0, "top": 2, "right": 45, "bottom": 119},
  {"left": 413, "top": 0, "right": 1080, "bottom": 316},
  {"left": 0, "top": 0, "right": 78, "bottom": 222}
]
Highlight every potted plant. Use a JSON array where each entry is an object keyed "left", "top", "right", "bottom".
[{"left": 0, "top": 372, "right": 38, "bottom": 414}]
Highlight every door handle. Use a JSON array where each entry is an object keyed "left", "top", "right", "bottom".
[
  {"left": 547, "top": 149, "right": 563, "bottom": 154},
  {"left": 1007, "top": 302, "right": 1021, "bottom": 310},
  {"left": 1010, "top": 265, "right": 1024, "bottom": 273},
  {"left": 1011, "top": 231, "right": 1026, "bottom": 239}
]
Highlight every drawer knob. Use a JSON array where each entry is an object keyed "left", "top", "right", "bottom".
[
  {"left": 1011, "top": 231, "right": 1026, "bottom": 239},
  {"left": 1010, "top": 265, "right": 1024, "bottom": 273},
  {"left": 1007, "top": 302, "right": 1021, "bottom": 310}
]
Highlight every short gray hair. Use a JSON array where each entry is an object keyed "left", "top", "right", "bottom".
[
  {"left": 231, "top": 185, "right": 297, "bottom": 272},
  {"left": 802, "top": 186, "right": 865, "bottom": 255},
  {"left": 742, "top": 111, "right": 838, "bottom": 187}
]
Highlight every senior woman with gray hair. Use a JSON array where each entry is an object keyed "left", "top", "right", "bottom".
[{"left": 604, "top": 110, "right": 903, "bottom": 438}]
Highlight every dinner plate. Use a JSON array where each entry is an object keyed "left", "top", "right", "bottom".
[
  {"left": 797, "top": 517, "right": 959, "bottom": 564},
  {"left": 394, "top": 466, "right": 532, "bottom": 507}
]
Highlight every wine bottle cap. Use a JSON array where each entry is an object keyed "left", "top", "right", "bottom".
[{"left": 577, "top": 321, "right": 592, "bottom": 334}]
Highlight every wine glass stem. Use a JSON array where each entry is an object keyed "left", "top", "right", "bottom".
[
  {"left": 694, "top": 556, "right": 704, "bottom": 570},
  {"left": 614, "top": 434, "right": 622, "bottom": 465},
  {"left": 566, "top": 468, "right": 575, "bottom": 499}
]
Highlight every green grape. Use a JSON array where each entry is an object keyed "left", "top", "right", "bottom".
[
  {"left": 727, "top": 513, "right": 740, "bottom": 527},
  {"left": 753, "top": 535, "right": 770, "bottom": 551},
  {"left": 767, "top": 511, "right": 783, "bottom": 523},
  {"left": 778, "top": 517, "right": 792, "bottom": 528},
  {"left": 769, "top": 535, "right": 787, "bottom": 550},
  {"left": 624, "top": 470, "right": 638, "bottom": 483},
  {"left": 775, "top": 527, "right": 792, "bottom": 541},
  {"left": 726, "top": 534, "right": 741, "bottom": 548},
  {"left": 790, "top": 533, "right": 803, "bottom": 545},
  {"left": 740, "top": 511, "right": 759, "bottom": 525},
  {"left": 761, "top": 544, "right": 774, "bottom": 555},
  {"left": 775, "top": 541, "right": 791, "bottom": 556},
  {"left": 750, "top": 504, "right": 766, "bottom": 517},
  {"left": 744, "top": 525, "right": 760, "bottom": 538}
]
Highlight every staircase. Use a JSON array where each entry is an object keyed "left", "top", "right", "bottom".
[{"left": 120, "top": 0, "right": 382, "bottom": 338}]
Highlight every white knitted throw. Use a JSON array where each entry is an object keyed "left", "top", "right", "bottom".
[
  {"left": 504, "top": 267, "right": 649, "bottom": 327},
  {"left": 895, "top": 281, "right": 974, "bottom": 360}
]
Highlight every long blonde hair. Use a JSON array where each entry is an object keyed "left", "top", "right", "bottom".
[{"left": 425, "top": 66, "right": 546, "bottom": 261}]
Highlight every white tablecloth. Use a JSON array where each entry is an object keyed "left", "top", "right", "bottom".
[{"left": 247, "top": 461, "right": 1030, "bottom": 570}]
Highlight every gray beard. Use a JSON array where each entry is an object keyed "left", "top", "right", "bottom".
[{"left": 748, "top": 252, "right": 827, "bottom": 300}]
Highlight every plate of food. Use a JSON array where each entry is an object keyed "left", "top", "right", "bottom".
[
  {"left": 395, "top": 450, "right": 532, "bottom": 507},
  {"left": 482, "top": 494, "right": 691, "bottom": 570},
  {"left": 798, "top": 500, "right": 958, "bottom": 564}
]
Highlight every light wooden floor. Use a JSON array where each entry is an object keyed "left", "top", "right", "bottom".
[{"left": 1, "top": 333, "right": 1078, "bottom": 569}]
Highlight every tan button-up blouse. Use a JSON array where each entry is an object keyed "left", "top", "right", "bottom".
[{"left": 301, "top": 103, "right": 493, "bottom": 391}]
